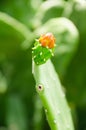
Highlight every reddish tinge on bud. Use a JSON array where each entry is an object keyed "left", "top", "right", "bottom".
[{"left": 39, "top": 33, "right": 56, "bottom": 48}]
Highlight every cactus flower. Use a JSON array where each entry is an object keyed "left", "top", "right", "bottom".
[{"left": 39, "top": 32, "right": 56, "bottom": 48}]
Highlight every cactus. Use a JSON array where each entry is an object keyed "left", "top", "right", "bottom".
[
  {"left": 32, "top": 33, "right": 74, "bottom": 130},
  {"left": 33, "top": 59, "right": 74, "bottom": 130}
]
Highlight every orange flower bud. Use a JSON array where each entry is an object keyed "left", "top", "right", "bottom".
[{"left": 39, "top": 33, "right": 56, "bottom": 48}]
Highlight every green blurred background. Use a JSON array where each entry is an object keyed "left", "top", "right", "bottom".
[{"left": 0, "top": 0, "right": 86, "bottom": 130}]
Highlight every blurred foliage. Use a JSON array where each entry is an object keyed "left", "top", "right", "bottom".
[{"left": 0, "top": 0, "right": 86, "bottom": 130}]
